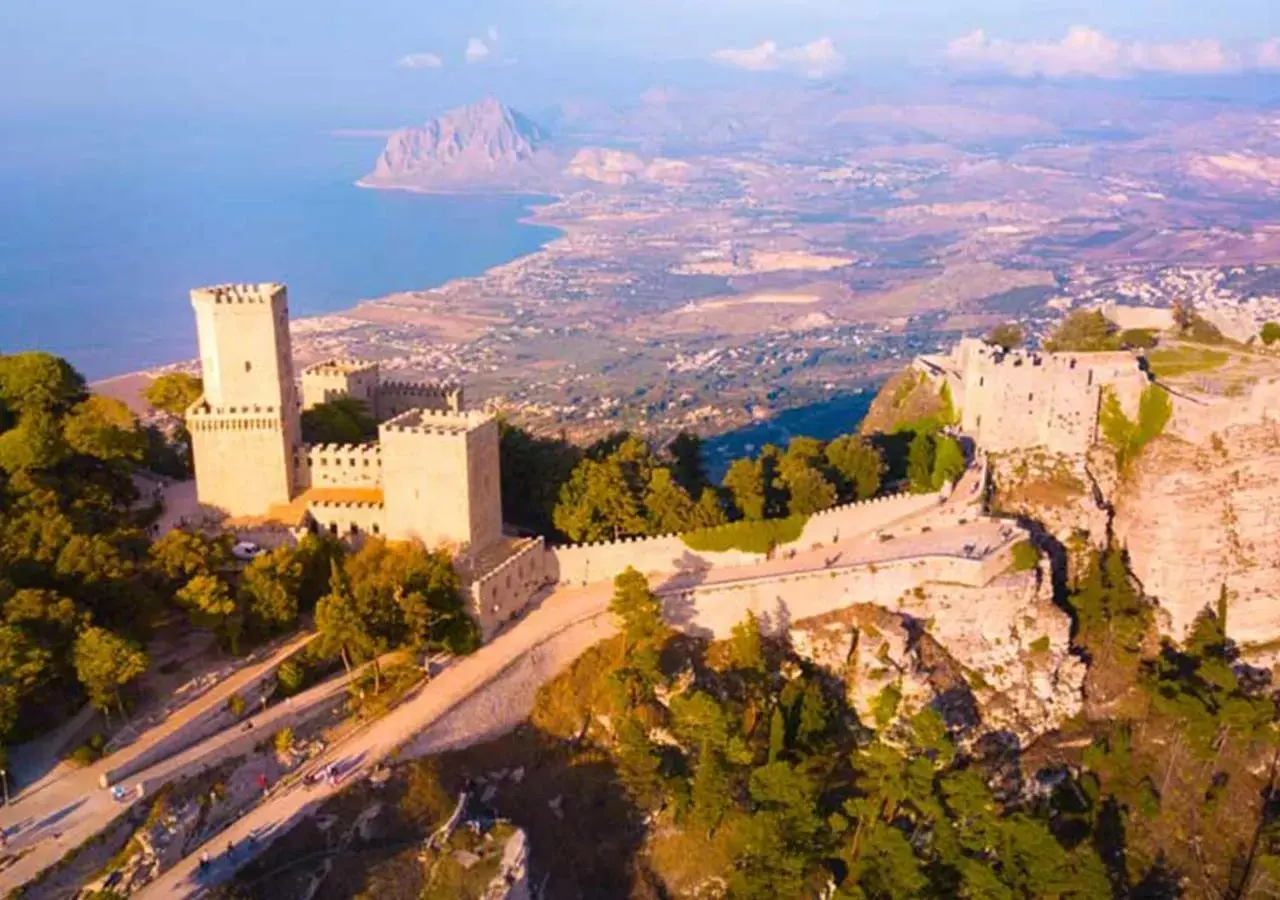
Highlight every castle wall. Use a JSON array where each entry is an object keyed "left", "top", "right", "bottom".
[
  {"left": 375, "top": 382, "right": 463, "bottom": 420},
  {"left": 187, "top": 284, "right": 301, "bottom": 515},
  {"left": 301, "top": 362, "right": 379, "bottom": 413},
  {"left": 1099, "top": 303, "right": 1176, "bottom": 333},
  {"left": 294, "top": 443, "right": 383, "bottom": 490},
  {"left": 308, "top": 500, "right": 385, "bottom": 539},
  {"left": 189, "top": 410, "right": 296, "bottom": 515},
  {"left": 794, "top": 491, "right": 942, "bottom": 547},
  {"left": 469, "top": 538, "right": 555, "bottom": 638},
  {"left": 549, "top": 534, "right": 760, "bottom": 588},
  {"left": 380, "top": 409, "right": 502, "bottom": 551}
]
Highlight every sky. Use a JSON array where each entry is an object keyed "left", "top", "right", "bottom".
[{"left": 1, "top": 0, "right": 1278, "bottom": 126}]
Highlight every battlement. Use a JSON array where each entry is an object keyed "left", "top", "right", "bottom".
[
  {"left": 188, "top": 401, "right": 283, "bottom": 418},
  {"left": 380, "top": 407, "right": 492, "bottom": 436},
  {"left": 298, "top": 442, "right": 383, "bottom": 458},
  {"left": 303, "top": 358, "right": 379, "bottom": 378},
  {"left": 190, "top": 283, "right": 287, "bottom": 306},
  {"left": 379, "top": 379, "right": 460, "bottom": 397},
  {"left": 965, "top": 340, "right": 1137, "bottom": 374}
]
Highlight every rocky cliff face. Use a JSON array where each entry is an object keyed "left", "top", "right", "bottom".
[
  {"left": 363, "top": 98, "right": 558, "bottom": 190},
  {"left": 790, "top": 569, "right": 1084, "bottom": 745},
  {"left": 1114, "top": 419, "right": 1280, "bottom": 649}
]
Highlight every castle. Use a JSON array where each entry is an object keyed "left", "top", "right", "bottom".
[
  {"left": 916, "top": 337, "right": 1149, "bottom": 455},
  {"left": 186, "top": 283, "right": 502, "bottom": 552}
]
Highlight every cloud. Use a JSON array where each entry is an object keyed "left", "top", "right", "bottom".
[
  {"left": 1259, "top": 39, "right": 1280, "bottom": 70},
  {"left": 396, "top": 52, "right": 444, "bottom": 70},
  {"left": 944, "top": 27, "right": 1256, "bottom": 79},
  {"left": 465, "top": 37, "right": 492, "bottom": 63},
  {"left": 487, "top": 26, "right": 500, "bottom": 43},
  {"left": 711, "top": 37, "right": 845, "bottom": 78}
]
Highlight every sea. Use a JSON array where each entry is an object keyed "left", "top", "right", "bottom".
[{"left": 0, "top": 121, "right": 560, "bottom": 380}]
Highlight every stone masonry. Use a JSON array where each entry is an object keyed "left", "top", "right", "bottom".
[
  {"left": 186, "top": 283, "right": 502, "bottom": 553},
  {"left": 917, "top": 337, "right": 1149, "bottom": 455}
]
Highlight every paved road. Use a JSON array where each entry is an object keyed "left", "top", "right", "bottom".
[
  {"left": 0, "top": 631, "right": 316, "bottom": 894},
  {"left": 139, "top": 513, "right": 1012, "bottom": 897}
]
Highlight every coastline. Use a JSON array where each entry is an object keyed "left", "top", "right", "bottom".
[{"left": 90, "top": 185, "right": 570, "bottom": 397}]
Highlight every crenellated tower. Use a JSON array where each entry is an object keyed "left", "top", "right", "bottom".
[{"left": 187, "top": 283, "right": 301, "bottom": 516}]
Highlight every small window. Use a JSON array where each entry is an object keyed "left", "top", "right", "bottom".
[
  {"left": 1087, "top": 371, "right": 1094, "bottom": 386},
  {"left": 1028, "top": 393, "right": 1033, "bottom": 402},
  {"left": 244, "top": 361, "right": 252, "bottom": 373},
  {"left": 976, "top": 415, "right": 982, "bottom": 428},
  {"left": 329, "top": 523, "right": 338, "bottom": 536},
  {"left": 979, "top": 376, "right": 984, "bottom": 387},
  {"left": 372, "top": 523, "right": 380, "bottom": 535}
]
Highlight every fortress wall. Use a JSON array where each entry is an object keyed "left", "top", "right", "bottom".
[
  {"left": 189, "top": 414, "right": 295, "bottom": 515},
  {"left": 301, "top": 362, "right": 379, "bottom": 413},
  {"left": 550, "top": 534, "right": 762, "bottom": 588},
  {"left": 295, "top": 443, "right": 383, "bottom": 490},
  {"left": 465, "top": 419, "right": 504, "bottom": 552},
  {"left": 793, "top": 490, "right": 942, "bottom": 547},
  {"left": 1166, "top": 376, "right": 1280, "bottom": 444},
  {"left": 673, "top": 547, "right": 1012, "bottom": 638},
  {"left": 308, "top": 500, "right": 385, "bottom": 539},
  {"left": 375, "top": 381, "right": 463, "bottom": 420},
  {"left": 1100, "top": 303, "right": 1176, "bottom": 332},
  {"left": 470, "top": 538, "right": 555, "bottom": 638}
]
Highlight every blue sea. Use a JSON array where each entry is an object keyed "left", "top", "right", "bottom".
[{"left": 0, "top": 122, "right": 559, "bottom": 379}]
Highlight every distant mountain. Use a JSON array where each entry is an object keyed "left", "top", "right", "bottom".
[{"left": 361, "top": 98, "right": 561, "bottom": 191}]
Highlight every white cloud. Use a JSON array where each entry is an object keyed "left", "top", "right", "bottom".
[
  {"left": 1258, "top": 39, "right": 1280, "bottom": 70},
  {"left": 944, "top": 27, "right": 1253, "bottom": 79},
  {"left": 487, "top": 26, "right": 500, "bottom": 43},
  {"left": 465, "top": 37, "right": 492, "bottom": 63},
  {"left": 711, "top": 37, "right": 845, "bottom": 78},
  {"left": 396, "top": 52, "right": 444, "bottom": 70}
]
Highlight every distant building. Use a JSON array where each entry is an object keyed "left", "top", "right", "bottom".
[
  {"left": 186, "top": 283, "right": 502, "bottom": 553},
  {"left": 916, "top": 338, "right": 1149, "bottom": 455}
]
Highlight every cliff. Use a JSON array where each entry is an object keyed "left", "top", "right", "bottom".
[
  {"left": 362, "top": 98, "right": 560, "bottom": 191},
  {"left": 859, "top": 367, "right": 951, "bottom": 436}
]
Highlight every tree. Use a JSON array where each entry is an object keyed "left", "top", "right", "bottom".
[
  {"left": 728, "top": 611, "right": 767, "bottom": 678},
  {"left": 906, "top": 431, "right": 936, "bottom": 493},
  {"left": 0, "top": 353, "right": 86, "bottom": 415},
  {"left": 689, "top": 488, "right": 729, "bottom": 529},
  {"left": 723, "top": 458, "right": 767, "bottom": 521},
  {"left": 315, "top": 566, "right": 378, "bottom": 680},
  {"left": 985, "top": 322, "right": 1025, "bottom": 351},
  {"left": 930, "top": 434, "right": 966, "bottom": 490},
  {"left": 667, "top": 431, "right": 709, "bottom": 495},
  {"left": 0, "top": 409, "right": 70, "bottom": 472},
  {"left": 300, "top": 397, "right": 377, "bottom": 445},
  {"left": 554, "top": 456, "right": 647, "bottom": 542},
  {"left": 241, "top": 546, "right": 303, "bottom": 633},
  {"left": 825, "top": 436, "right": 884, "bottom": 501},
  {"left": 1044, "top": 310, "right": 1121, "bottom": 353},
  {"left": 143, "top": 373, "right": 203, "bottom": 416},
  {"left": 176, "top": 574, "right": 242, "bottom": 651},
  {"left": 149, "top": 529, "right": 229, "bottom": 582},
  {"left": 643, "top": 468, "right": 696, "bottom": 534},
  {"left": 1262, "top": 321, "right": 1280, "bottom": 346},
  {"left": 63, "top": 396, "right": 147, "bottom": 463},
  {"left": 609, "top": 567, "right": 665, "bottom": 653},
  {"left": 498, "top": 421, "right": 581, "bottom": 536},
  {"left": 73, "top": 626, "right": 148, "bottom": 718},
  {"left": 778, "top": 459, "right": 837, "bottom": 516}
]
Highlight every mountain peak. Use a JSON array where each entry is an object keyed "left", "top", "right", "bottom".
[{"left": 364, "top": 99, "right": 552, "bottom": 189}]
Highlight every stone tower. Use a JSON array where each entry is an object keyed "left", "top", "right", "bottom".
[
  {"left": 187, "top": 283, "right": 301, "bottom": 516},
  {"left": 378, "top": 408, "right": 503, "bottom": 551}
]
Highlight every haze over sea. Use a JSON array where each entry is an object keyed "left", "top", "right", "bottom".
[{"left": 0, "top": 120, "right": 559, "bottom": 380}]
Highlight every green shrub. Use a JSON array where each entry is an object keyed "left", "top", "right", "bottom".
[
  {"left": 277, "top": 659, "right": 308, "bottom": 697},
  {"left": 1029, "top": 636, "right": 1051, "bottom": 654},
  {"left": 681, "top": 515, "right": 808, "bottom": 554},
  {"left": 273, "top": 726, "right": 295, "bottom": 755},
  {"left": 1011, "top": 540, "right": 1039, "bottom": 572},
  {"left": 226, "top": 692, "right": 247, "bottom": 718},
  {"left": 1100, "top": 385, "right": 1172, "bottom": 469},
  {"left": 67, "top": 733, "right": 106, "bottom": 767},
  {"left": 1120, "top": 328, "right": 1157, "bottom": 349},
  {"left": 872, "top": 683, "right": 902, "bottom": 727},
  {"left": 1261, "top": 321, "right": 1280, "bottom": 346}
]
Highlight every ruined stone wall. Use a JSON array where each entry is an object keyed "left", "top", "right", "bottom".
[
  {"left": 937, "top": 339, "right": 1146, "bottom": 456},
  {"left": 470, "top": 538, "right": 555, "bottom": 638},
  {"left": 301, "top": 360, "right": 379, "bottom": 413},
  {"left": 294, "top": 443, "right": 382, "bottom": 490},
  {"left": 375, "top": 381, "right": 463, "bottom": 420},
  {"left": 380, "top": 409, "right": 501, "bottom": 551}
]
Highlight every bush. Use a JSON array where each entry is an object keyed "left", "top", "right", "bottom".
[
  {"left": 226, "top": 692, "right": 247, "bottom": 718},
  {"left": 273, "top": 726, "right": 295, "bottom": 756},
  {"left": 67, "top": 733, "right": 106, "bottom": 767},
  {"left": 1011, "top": 540, "right": 1039, "bottom": 572},
  {"left": 681, "top": 515, "right": 808, "bottom": 554},
  {"left": 1044, "top": 310, "right": 1121, "bottom": 353},
  {"left": 1261, "top": 321, "right": 1280, "bottom": 346},
  {"left": 1120, "top": 328, "right": 1157, "bottom": 349},
  {"left": 277, "top": 659, "right": 308, "bottom": 697},
  {"left": 1029, "top": 636, "right": 1051, "bottom": 654}
]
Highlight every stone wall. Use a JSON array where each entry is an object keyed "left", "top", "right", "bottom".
[
  {"left": 380, "top": 409, "right": 503, "bottom": 551},
  {"left": 1099, "top": 303, "right": 1176, "bottom": 332},
  {"left": 793, "top": 490, "right": 943, "bottom": 547},
  {"left": 549, "top": 535, "right": 762, "bottom": 588},
  {"left": 308, "top": 499, "right": 386, "bottom": 539},
  {"left": 469, "top": 538, "right": 556, "bottom": 638},
  {"left": 375, "top": 381, "right": 463, "bottom": 420},
  {"left": 294, "top": 443, "right": 383, "bottom": 490},
  {"left": 301, "top": 360, "right": 379, "bottom": 413},
  {"left": 924, "top": 338, "right": 1147, "bottom": 456},
  {"left": 188, "top": 409, "right": 296, "bottom": 516}
]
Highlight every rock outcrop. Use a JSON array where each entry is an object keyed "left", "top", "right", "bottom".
[
  {"left": 564, "top": 148, "right": 694, "bottom": 186},
  {"left": 1114, "top": 419, "right": 1280, "bottom": 649},
  {"left": 791, "top": 569, "right": 1085, "bottom": 745},
  {"left": 362, "top": 99, "right": 559, "bottom": 191}
]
